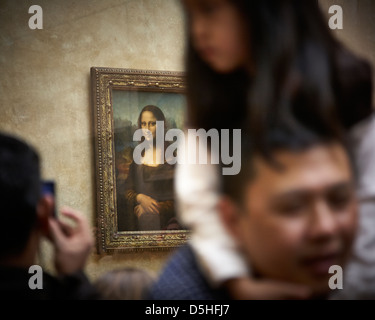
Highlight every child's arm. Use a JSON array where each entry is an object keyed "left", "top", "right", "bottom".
[{"left": 175, "top": 161, "right": 249, "bottom": 286}]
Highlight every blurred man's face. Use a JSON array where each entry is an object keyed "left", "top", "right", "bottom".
[{"left": 224, "top": 143, "right": 357, "bottom": 297}]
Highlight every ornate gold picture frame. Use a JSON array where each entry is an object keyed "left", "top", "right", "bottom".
[{"left": 91, "top": 67, "right": 189, "bottom": 253}]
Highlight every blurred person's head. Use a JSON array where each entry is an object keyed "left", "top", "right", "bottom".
[
  {"left": 183, "top": 0, "right": 251, "bottom": 74},
  {"left": 220, "top": 125, "right": 358, "bottom": 299},
  {"left": 95, "top": 267, "right": 156, "bottom": 300},
  {"left": 183, "top": 0, "right": 373, "bottom": 134},
  {"left": 0, "top": 133, "right": 53, "bottom": 266}
]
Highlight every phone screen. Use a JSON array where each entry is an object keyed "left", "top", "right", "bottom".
[{"left": 41, "top": 180, "right": 56, "bottom": 217}]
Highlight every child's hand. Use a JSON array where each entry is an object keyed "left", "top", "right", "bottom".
[{"left": 224, "top": 277, "right": 311, "bottom": 300}]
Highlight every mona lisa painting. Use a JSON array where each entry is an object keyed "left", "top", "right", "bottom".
[{"left": 91, "top": 67, "right": 189, "bottom": 252}]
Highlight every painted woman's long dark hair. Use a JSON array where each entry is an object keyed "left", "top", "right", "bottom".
[
  {"left": 137, "top": 105, "right": 166, "bottom": 129},
  {"left": 185, "top": 0, "right": 373, "bottom": 152},
  {"left": 137, "top": 105, "right": 169, "bottom": 155}
]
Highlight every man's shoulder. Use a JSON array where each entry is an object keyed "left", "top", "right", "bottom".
[{"left": 149, "top": 244, "right": 228, "bottom": 300}]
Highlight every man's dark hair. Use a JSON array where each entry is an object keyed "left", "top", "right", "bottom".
[
  {"left": 221, "top": 125, "right": 350, "bottom": 205},
  {"left": 0, "top": 133, "right": 41, "bottom": 259}
]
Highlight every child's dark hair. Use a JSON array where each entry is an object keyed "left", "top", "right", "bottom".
[
  {"left": 185, "top": 0, "right": 373, "bottom": 140},
  {"left": 0, "top": 133, "right": 41, "bottom": 258}
]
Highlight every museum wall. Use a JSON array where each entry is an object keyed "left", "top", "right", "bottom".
[
  {"left": 0, "top": 0, "right": 374, "bottom": 281},
  {"left": 0, "top": 0, "right": 186, "bottom": 280}
]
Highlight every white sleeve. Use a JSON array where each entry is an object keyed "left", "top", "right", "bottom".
[
  {"left": 175, "top": 160, "right": 249, "bottom": 287},
  {"left": 331, "top": 198, "right": 375, "bottom": 299},
  {"left": 331, "top": 113, "right": 375, "bottom": 299}
]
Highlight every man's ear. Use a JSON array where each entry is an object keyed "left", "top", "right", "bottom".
[
  {"left": 218, "top": 195, "right": 242, "bottom": 241},
  {"left": 36, "top": 195, "right": 54, "bottom": 236}
]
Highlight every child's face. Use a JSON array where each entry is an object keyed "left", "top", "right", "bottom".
[{"left": 184, "top": 0, "right": 250, "bottom": 73}]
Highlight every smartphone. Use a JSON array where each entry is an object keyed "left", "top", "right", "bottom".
[{"left": 41, "top": 180, "right": 56, "bottom": 217}]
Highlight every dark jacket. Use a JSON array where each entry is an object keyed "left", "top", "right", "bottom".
[{"left": 149, "top": 245, "right": 230, "bottom": 300}]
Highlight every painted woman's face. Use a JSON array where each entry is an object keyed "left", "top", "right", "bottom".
[
  {"left": 184, "top": 0, "right": 250, "bottom": 73},
  {"left": 140, "top": 111, "right": 157, "bottom": 140}
]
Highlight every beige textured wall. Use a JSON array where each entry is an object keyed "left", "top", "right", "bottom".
[
  {"left": 0, "top": 0, "right": 185, "bottom": 280},
  {"left": 1, "top": 0, "right": 374, "bottom": 281}
]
